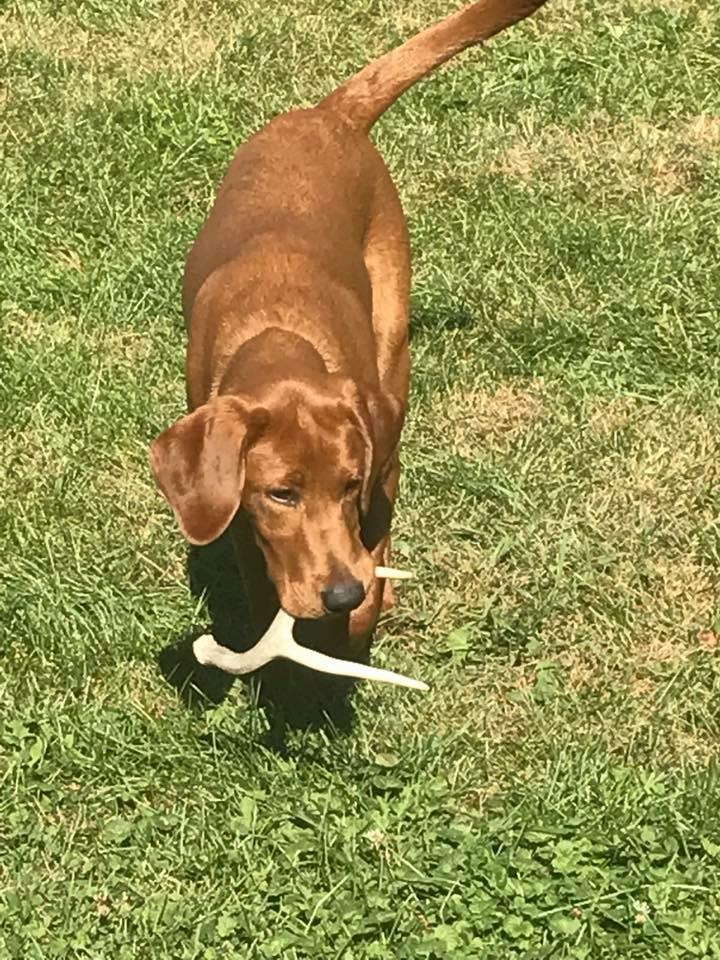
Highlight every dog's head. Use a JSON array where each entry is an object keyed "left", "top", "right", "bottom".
[{"left": 150, "top": 378, "right": 400, "bottom": 619}]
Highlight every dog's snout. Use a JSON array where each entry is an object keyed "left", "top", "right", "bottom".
[{"left": 321, "top": 578, "right": 365, "bottom": 613}]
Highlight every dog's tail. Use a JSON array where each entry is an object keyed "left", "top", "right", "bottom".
[{"left": 319, "top": 0, "right": 548, "bottom": 134}]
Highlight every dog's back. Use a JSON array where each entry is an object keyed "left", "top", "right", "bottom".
[
  {"left": 182, "top": 109, "right": 379, "bottom": 323},
  {"left": 183, "top": 0, "right": 549, "bottom": 324}
]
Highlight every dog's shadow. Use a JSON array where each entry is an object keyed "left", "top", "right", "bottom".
[{"left": 156, "top": 532, "right": 359, "bottom": 744}]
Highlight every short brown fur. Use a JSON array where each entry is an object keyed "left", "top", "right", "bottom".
[{"left": 150, "top": 0, "right": 548, "bottom": 663}]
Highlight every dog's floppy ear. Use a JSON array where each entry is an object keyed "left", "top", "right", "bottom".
[
  {"left": 367, "top": 390, "right": 404, "bottom": 471},
  {"left": 149, "top": 396, "right": 267, "bottom": 545},
  {"left": 350, "top": 388, "right": 404, "bottom": 514}
]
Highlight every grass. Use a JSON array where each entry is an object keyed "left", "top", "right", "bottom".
[{"left": 2, "top": 0, "right": 720, "bottom": 955}]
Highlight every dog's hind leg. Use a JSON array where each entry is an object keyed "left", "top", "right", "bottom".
[{"left": 363, "top": 166, "right": 412, "bottom": 404}]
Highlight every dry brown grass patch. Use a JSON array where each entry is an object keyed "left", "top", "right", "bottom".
[
  {"left": 1, "top": 5, "right": 240, "bottom": 78},
  {"left": 582, "top": 404, "right": 718, "bottom": 532},
  {"left": 414, "top": 673, "right": 532, "bottom": 744},
  {"left": 587, "top": 397, "right": 637, "bottom": 436},
  {"left": 388, "top": 1, "right": 450, "bottom": 37},
  {"left": 698, "top": 630, "right": 720, "bottom": 651},
  {"left": 4, "top": 310, "right": 52, "bottom": 344},
  {"left": 525, "top": 0, "right": 586, "bottom": 36},
  {"left": 667, "top": 728, "right": 720, "bottom": 765},
  {"left": 633, "top": 635, "right": 690, "bottom": 669},
  {"left": 685, "top": 114, "right": 720, "bottom": 146},
  {"left": 53, "top": 249, "right": 84, "bottom": 272},
  {"left": 102, "top": 330, "right": 153, "bottom": 366},
  {"left": 631, "top": 677, "right": 657, "bottom": 699},
  {"left": 556, "top": 648, "right": 597, "bottom": 691},
  {"left": 5, "top": 309, "right": 83, "bottom": 348},
  {"left": 642, "top": 554, "right": 716, "bottom": 632},
  {"left": 626, "top": 558, "right": 717, "bottom": 702},
  {"left": 91, "top": 662, "right": 174, "bottom": 719},
  {"left": 496, "top": 142, "right": 537, "bottom": 179},
  {"left": 3, "top": 427, "right": 68, "bottom": 489},
  {"left": 436, "top": 381, "right": 545, "bottom": 457},
  {"left": 629, "top": 416, "right": 717, "bottom": 512},
  {"left": 492, "top": 113, "right": 718, "bottom": 197}
]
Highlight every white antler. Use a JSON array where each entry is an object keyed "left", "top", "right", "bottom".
[
  {"left": 192, "top": 565, "right": 427, "bottom": 691},
  {"left": 375, "top": 565, "right": 413, "bottom": 580}
]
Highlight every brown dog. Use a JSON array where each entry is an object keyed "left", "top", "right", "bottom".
[{"left": 150, "top": 0, "right": 548, "bottom": 675}]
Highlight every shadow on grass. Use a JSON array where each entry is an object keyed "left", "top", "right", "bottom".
[
  {"left": 409, "top": 299, "right": 478, "bottom": 337},
  {"left": 156, "top": 531, "right": 359, "bottom": 747}
]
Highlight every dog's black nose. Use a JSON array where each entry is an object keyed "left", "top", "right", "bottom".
[{"left": 321, "top": 578, "right": 365, "bottom": 613}]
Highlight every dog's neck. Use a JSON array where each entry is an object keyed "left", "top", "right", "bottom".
[{"left": 217, "top": 327, "right": 330, "bottom": 397}]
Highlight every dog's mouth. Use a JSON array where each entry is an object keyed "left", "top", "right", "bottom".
[
  {"left": 279, "top": 566, "right": 412, "bottom": 621},
  {"left": 193, "top": 566, "right": 427, "bottom": 690}
]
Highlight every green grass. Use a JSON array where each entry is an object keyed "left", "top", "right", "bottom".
[{"left": 2, "top": 0, "right": 720, "bottom": 955}]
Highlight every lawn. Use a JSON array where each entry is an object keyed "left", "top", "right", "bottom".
[{"left": 2, "top": 0, "right": 720, "bottom": 956}]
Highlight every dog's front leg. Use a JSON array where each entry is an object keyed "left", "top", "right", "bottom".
[
  {"left": 350, "top": 452, "right": 402, "bottom": 651},
  {"left": 228, "top": 512, "right": 278, "bottom": 639}
]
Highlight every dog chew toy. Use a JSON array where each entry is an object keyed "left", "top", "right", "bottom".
[{"left": 193, "top": 566, "right": 428, "bottom": 691}]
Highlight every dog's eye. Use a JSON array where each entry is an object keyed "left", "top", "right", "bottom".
[
  {"left": 267, "top": 487, "right": 298, "bottom": 506},
  {"left": 344, "top": 478, "right": 362, "bottom": 497}
]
